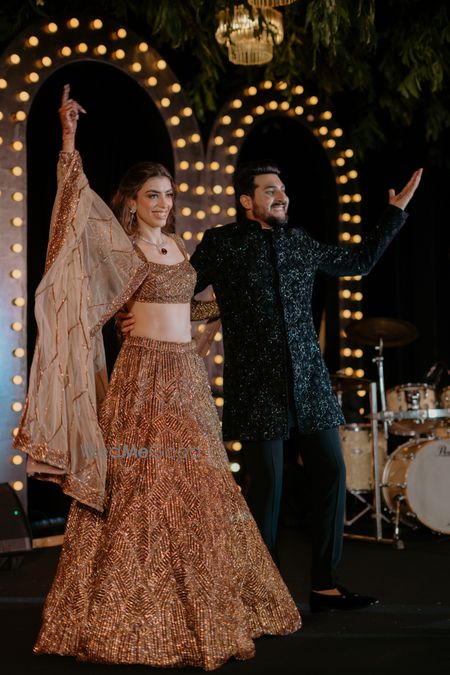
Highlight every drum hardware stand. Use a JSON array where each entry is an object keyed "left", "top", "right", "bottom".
[
  {"left": 344, "top": 490, "right": 373, "bottom": 538},
  {"left": 393, "top": 497, "right": 406, "bottom": 550},
  {"left": 372, "top": 383, "right": 409, "bottom": 548},
  {"left": 344, "top": 490, "right": 391, "bottom": 527},
  {"left": 344, "top": 492, "right": 372, "bottom": 526},
  {"left": 344, "top": 383, "right": 399, "bottom": 545},
  {"left": 370, "top": 381, "right": 401, "bottom": 545},
  {"left": 372, "top": 338, "right": 389, "bottom": 439}
]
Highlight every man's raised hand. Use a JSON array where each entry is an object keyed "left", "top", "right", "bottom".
[{"left": 388, "top": 169, "right": 423, "bottom": 210}]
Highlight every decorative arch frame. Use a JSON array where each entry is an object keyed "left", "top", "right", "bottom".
[
  {"left": 0, "top": 16, "right": 205, "bottom": 507},
  {"left": 199, "top": 80, "right": 366, "bottom": 396}
]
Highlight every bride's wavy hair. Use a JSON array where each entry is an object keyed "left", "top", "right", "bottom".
[{"left": 110, "top": 162, "right": 177, "bottom": 236}]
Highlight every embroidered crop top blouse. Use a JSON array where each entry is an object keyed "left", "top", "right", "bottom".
[{"left": 131, "top": 233, "right": 197, "bottom": 304}]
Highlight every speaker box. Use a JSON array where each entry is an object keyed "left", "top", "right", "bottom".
[{"left": 0, "top": 483, "right": 32, "bottom": 554}]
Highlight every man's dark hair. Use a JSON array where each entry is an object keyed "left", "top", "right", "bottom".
[{"left": 233, "top": 160, "right": 281, "bottom": 220}]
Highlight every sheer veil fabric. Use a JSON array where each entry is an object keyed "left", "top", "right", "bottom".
[{"left": 14, "top": 151, "right": 149, "bottom": 511}]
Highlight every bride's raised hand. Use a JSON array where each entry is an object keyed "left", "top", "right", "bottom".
[{"left": 59, "top": 84, "right": 86, "bottom": 150}]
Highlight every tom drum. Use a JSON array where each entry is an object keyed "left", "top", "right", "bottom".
[{"left": 386, "top": 383, "right": 437, "bottom": 435}]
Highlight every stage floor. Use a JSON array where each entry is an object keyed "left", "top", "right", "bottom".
[{"left": 1, "top": 525, "right": 449, "bottom": 675}]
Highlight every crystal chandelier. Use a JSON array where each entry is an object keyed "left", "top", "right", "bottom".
[
  {"left": 249, "top": 0, "right": 297, "bottom": 6},
  {"left": 215, "top": 4, "right": 284, "bottom": 66}
]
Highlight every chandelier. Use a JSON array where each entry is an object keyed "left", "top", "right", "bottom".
[
  {"left": 215, "top": 4, "right": 284, "bottom": 66},
  {"left": 249, "top": 0, "right": 297, "bottom": 6}
]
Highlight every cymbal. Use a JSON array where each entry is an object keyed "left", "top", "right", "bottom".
[
  {"left": 330, "top": 373, "right": 372, "bottom": 391},
  {"left": 345, "top": 317, "right": 418, "bottom": 348}
]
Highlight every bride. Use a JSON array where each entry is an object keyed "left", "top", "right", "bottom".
[{"left": 13, "top": 85, "right": 301, "bottom": 671}]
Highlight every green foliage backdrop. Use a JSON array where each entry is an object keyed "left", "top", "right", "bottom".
[{"left": 0, "top": 0, "right": 449, "bottom": 162}]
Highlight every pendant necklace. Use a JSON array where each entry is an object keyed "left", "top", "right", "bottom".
[{"left": 137, "top": 233, "right": 168, "bottom": 255}]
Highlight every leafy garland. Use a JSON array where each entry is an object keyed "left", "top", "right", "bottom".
[{"left": 0, "top": 0, "right": 449, "bottom": 162}]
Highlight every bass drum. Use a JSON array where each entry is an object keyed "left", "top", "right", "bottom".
[{"left": 382, "top": 437, "right": 450, "bottom": 533}]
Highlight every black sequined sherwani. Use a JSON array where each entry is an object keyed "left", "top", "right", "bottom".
[{"left": 190, "top": 204, "right": 408, "bottom": 441}]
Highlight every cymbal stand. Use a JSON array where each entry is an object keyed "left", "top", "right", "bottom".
[
  {"left": 372, "top": 337, "right": 389, "bottom": 439},
  {"left": 371, "top": 343, "right": 406, "bottom": 547},
  {"left": 370, "top": 381, "right": 384, "bottom": 540}
]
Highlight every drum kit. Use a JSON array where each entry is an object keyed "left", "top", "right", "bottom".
[{"left": 333, "top": 317, "right": 450, "bottom": 547}]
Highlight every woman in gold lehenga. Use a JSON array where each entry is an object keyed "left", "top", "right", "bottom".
[{"left": 13, "top": 86, "right": 301, "bottom": 670}]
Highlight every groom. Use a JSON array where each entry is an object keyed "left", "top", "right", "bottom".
[{"left": 119, "top": 161, "right": 422, "bottom": 611}]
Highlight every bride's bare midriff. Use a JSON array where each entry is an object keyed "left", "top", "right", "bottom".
[{"left": 127, "top": 299, "right": 192, "bottom": 343}]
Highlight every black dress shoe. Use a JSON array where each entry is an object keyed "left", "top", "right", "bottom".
[{"left": 309, "top": 585, "right": 379, "bottom": 613}]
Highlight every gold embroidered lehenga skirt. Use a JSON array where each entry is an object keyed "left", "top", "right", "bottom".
[{"left": 33, "top": 336, "right": 301, "bottom": 670}]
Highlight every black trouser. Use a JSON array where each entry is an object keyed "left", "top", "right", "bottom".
[{"left": 242, "top": 426, "right": 346, "bottom": 590}]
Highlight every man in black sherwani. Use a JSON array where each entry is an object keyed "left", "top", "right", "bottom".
[
  {"left": 119, "top": 163, "right": 422, "bottom": 611},
  {"left": 191, "top": 162, "right": 421, "bottom": 611}
]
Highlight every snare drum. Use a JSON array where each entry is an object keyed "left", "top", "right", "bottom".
[
  {"left": 386, "top": 383, "right": 437, "bottom": 435},
  {"left": 339, "top": 423, "right": 387, "bottom": 492},
  {"left": 382, "top": 437, "right": 450, "bottom": 533}
]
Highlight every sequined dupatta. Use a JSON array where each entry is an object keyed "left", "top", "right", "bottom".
[{"left": 13, "top": 151, "right": 148, "bottom": 511}]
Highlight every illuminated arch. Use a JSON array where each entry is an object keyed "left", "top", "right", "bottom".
[
  {"left": 0, "top": 16, "right": 207, "bottom": 506},
  {"left": 200, "top": 80, "right": 365, "bottom": 396}
]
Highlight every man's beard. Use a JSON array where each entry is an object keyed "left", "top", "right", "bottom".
[
  {"left": 266, "top": 213, "right": 289, "bottom": 228},
  {"left": 254, "top": 204, "right": 289, "bottom": 228}
]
